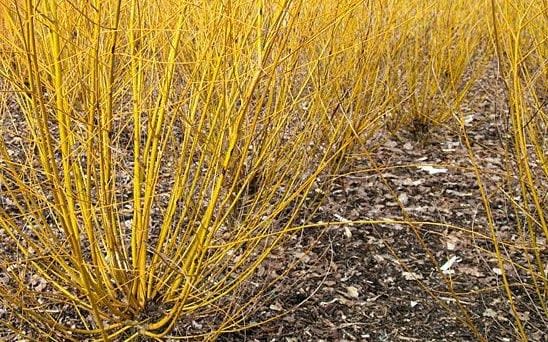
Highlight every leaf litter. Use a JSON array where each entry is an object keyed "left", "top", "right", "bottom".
[{"left": 215, "top": 60, "right": 546, "bottom": 341}]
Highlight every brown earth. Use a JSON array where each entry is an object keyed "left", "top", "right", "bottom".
[{"left": 209, "top": 66, "right": 546, "bottom": 342}]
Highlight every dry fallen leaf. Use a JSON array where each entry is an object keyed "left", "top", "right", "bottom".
[
  {"left": 417, "top": 165, "right": 448, "bottom": 175},
  {"left": 269, "top": 303, "right": 283, "bottom": 311},
  {"left": 402, "top": 271, "right": 423, "bottom": 280},
  {"left": 446, "top": 240, "right": 457, "bottom": 251},
  {"left": 398, "top": 192, "right": 409, "bottom": 206},
  {"left": 459, "top": 265, "right": 484, "bottom": 277},
  {"left": 333, "top": 213, "right": 351, "bottom": 224},
  {"left": 344, "top": 226, "right": 352, "bottom": 238},
  {"left": 440, "top": 255, "right": 461, "bottom": 274},
  {"left": 464, "top": 114, "right": 475, "bottom": 125},
  {"left": 294, "top": 252, "right": 310, "bottom": 264},
  {"left": 482, "top": 308, "right": 497, "bottom": 318},
  {"left": 345, "top": 286, "right": 360, "bottom": 299}
]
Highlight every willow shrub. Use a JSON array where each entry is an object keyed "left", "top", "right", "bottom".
[
  {"left": 0, "top": 0, "right": 389, "bottom": 339},
  {"left": 377, "top": 0, "right": 490, "bottom": 134},
  {"left": 1, "top": 0, "right": 545, "bottom": 341},
  {"left": 484, "top": 0, "right": 547, "bottom": 338}
]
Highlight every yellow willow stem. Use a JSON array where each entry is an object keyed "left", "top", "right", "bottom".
[
  {"left": 492, "top": 0, "right": 547, "bottom": 324},
  {"left": 145, "top": 41, "right": 268, "bottom": 331},
  {"left": 97, "top": 0, "right": 127, "bottom": 286},
  {"left": 145, "top": 57, "right": 223, "bottom": 299},
  {"left": 257, "top": 0, "right": 264, "bottom": 67},
  {"left": 508, "top": 27, "right": 547, "bottom": 314},
  {"left": 82, "top": 0, "right": 115, "bottom": 300},
  {"left": 9, "top": 1, "right": 89, "bottom": 299},
  {"left": 133, "top": 6, "right": 188, "bottom": 306},
  {"left": 40, "top": 0, "right": 106, "bottom": 336},
  {"left": 129, "top": 0, "right": 145, "bottom": 309}
]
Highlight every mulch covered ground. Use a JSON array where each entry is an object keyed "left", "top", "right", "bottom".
[{"left": 213, "top": 65, "right": 547, "bottom": 342}]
